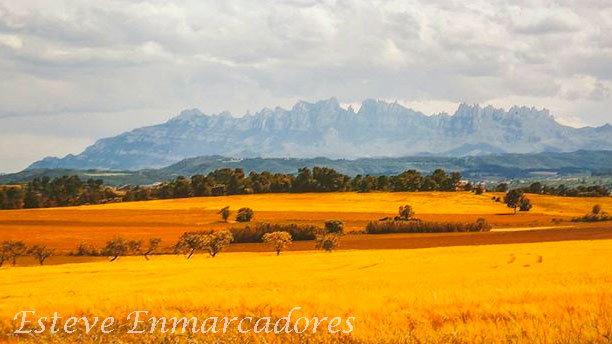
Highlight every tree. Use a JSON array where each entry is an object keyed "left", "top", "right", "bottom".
[
  {"left": 593, "top": 204, "right": 602, "bottom": 215},
  {"left": 518, "top": 197, "right": 533, "bottom": 212},
  {"left": 2, "top": 241, "right": 28, "bottom": 266},
  {"left": 103, "top": 237, "right": 133, "bottom": 262},
  {"left": 262, "top": 231, "right": 292, "bottom": 255},
  {"left": 473, "top": 184, "right": 485, "bottom": 195},
  {"left": 315, "top": 233, "right": 340, "bottom": 252},
  {"left": 143, "top": 238, "right": 162, "bottom": 260},
  {"left": 204, "top": 231, "right": 233, "bottom": 257},
  {"left": 176, "top": 232, "right": 207, "bottom": 259},
  {"left": 397, "top": 205, "right": 414, "bottom": 220},
  {"left": 218, "top": 206, "right": 230, "bottom": 222},
  {"left": 29, "top": 245, "right": 55, "bottom": 265},
  {"left": 236, "top": 207, "right": 254, "bottom": 222},
  {"left": 324, "top": 220, "right": 344, "bottom": 234},
  {"left": 504, "top": 189, "right": 532, "bottom": 214},
  {"left": 0, "top": 244, "right": 8, "bottom": 267},
  {"left": 495, "top": 183, "right": 509, "bottom": 192}
]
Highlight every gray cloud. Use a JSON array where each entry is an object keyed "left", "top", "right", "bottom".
[{"left": 0, "top": 0, "right": 611, "bottom": 172}]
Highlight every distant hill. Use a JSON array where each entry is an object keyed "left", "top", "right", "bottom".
[
  {"left": 4, "top": 151, "right": 612, "bottom": 186},
  {"left": 27, "top": 98, "right": 612, "bottom": 171}
]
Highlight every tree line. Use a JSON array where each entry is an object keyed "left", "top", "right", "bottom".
[
  {"left": 0, "top": 176, "right": 119, "bottom": 210},
  {"left": 124, "top": 167, "right": 465, "bottom": 201},
  {"left": 493, "top": 182, "right": 610, "bottom": 197},
  {"left": 1, "top": 167, "right": 467, "bottom": 209}
]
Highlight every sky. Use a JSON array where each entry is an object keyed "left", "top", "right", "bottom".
[{"left": 1, "top": 0, "right": 611, "bottom": 172}]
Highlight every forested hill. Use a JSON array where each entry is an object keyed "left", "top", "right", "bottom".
[{"left": 2, "top": 150, "right": 612, "bottom": 186}]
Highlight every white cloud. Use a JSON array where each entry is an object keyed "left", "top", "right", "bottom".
[{"left": 0, "top": 0, "right": 611, "bottom": 172}]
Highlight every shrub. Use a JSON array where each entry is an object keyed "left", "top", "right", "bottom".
[
  {"left": 324, "top": 220, "right": 344, "bottom": 234},
  {"left": 262, "top": 231, "right": 293, "bottom": 255},
  {"left": 365, "top": 219, "right": 492, "bottom": 234},
  {"left": 236, "top": 207, "right": 254, "bottom": 222},
  {"left": 230, "top": 223, "right": 320, "bottom": 243},
  {"left": 315, "top": 233, "right": 340, "bottom": 252}
]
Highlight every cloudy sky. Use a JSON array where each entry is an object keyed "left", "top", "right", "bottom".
[{"left": 1, "top": 0, "right": 611, "bottom": 172}]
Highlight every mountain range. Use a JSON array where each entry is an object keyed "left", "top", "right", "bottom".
[
  {"left": 5, "top": 151, "right": 611, "bottom": 186},
  {"left": 28, "top": 98, "right": 612, "bottom": 171}
]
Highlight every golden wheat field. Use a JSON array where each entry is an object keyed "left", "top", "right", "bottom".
[
  {"left": 1, "top": 191, "right": 611, "bottom": 252},
  {"left": 2, "top": 239, "right": 612, "bottom": 343}
]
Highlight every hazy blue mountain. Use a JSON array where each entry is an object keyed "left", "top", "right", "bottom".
[
  {"left": 6, "top": 151, "right": 612, "bottom": 186},
  {"left": 27, "top": 98, "right": 612, "bottom": 170}
]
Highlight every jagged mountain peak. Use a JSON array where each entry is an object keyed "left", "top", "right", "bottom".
[{"left": 26, "top": 98, "right": 612, "bottom": 171}]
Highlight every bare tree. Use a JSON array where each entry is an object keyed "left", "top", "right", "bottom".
[
  {"left": 29, "top": 245, "right": 55, "bottom": 265},
  {"left": 143, "top": 238, "right": 162, "bottom": 260},
  {"left": 262, "top": 231, "right": 292, "bottom": 255}
]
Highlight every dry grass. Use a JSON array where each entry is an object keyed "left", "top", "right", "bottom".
[
  {"left": 1, "top": 240, "right": 612, "bottom": 343},
  {"left": 1, "top": 192, "right": 610, "bottom": 252}
]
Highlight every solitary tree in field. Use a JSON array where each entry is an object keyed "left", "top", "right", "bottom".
[
  {"left": 29, "top": 245, "right": 55, "bottom": 265},
  {"left": 262, "top": 231, "right": 292, "bottom": 255},
  {"left": 2, "top": 240, "right": 28, "bottom": 266},
  {"left": 176, "top": 232, "right": 208, "bottom": 259},
  {"left": 315, "top": 233, "right": 340, "bottom": 252},
  {"left": 204, "top": 231, "right": 233, "bottom": 257},
  {"left": 143, "top": 238, "right": 162, "bottom": 260},
  {"left": 504, "top": 190, "right": 532, "bottom": 214},
  {"left": 236, "top": 207, "right": 254, "bottom": 222},
  {"left": 324, "top": 220, "right": 344, "bottom": 234},
  {"left": 218, "top": 206, "right": 230, "bottom": 222}
]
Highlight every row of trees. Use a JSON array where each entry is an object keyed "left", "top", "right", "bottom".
[
  {"left": 0, "top": 241, "right": 54, "bottom": 266},
  {"left": 0, "top": 176, "right": 120, "bottom": 210},
  {"left": 123, "top": 168, "right": 466, "bottom": 201},
  {"left": 494, "top": 182, "right": 609, "bottom": 197}
]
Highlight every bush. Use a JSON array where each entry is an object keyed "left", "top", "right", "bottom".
[
  {"left": 236, "top": 207, "right": 254, "bottom": 222},
  {"left": 365, "top": 219, "right": 492, "bottom": 234},
  {"left": 230, "top": 223, "right": 320, "bottom": 243},
  {"left": 324, "top": 220, "right": 344, "bottom": 234}
]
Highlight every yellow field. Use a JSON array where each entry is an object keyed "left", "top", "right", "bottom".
[
  {"left": 1, "top": 239, "right": 612, "bottom": 342},
  {"left": 1, "top": 191, "right": 610, "bottom": 251}
]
